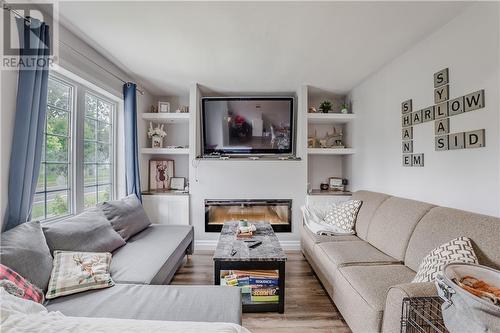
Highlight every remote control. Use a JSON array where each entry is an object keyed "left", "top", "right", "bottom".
[{"left": 248, "top": 241, "right": 262, "bottom": 249}]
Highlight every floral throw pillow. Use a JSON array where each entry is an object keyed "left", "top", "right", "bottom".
[
  {"left": 412, "top": 237, "right": 478, "bottom": 283},
  {"left": 323, "top": 200, "right": 362, "bottom": 235},
  {"left": 46, "top": 251, "right": 114, "bottom": 300},
  {"left": 0, "top": 264, "right": 44, "bottom": 303}
]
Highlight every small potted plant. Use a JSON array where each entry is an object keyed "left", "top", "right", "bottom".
[
  {"left": 319, "top": 100, "right": 332, "bottom": 113},
  {"left": 340, "top": 103, "right": 349, "bottom": 114},
  {"left": 148, "top": 122, "right": 167, "bottom": 148}
]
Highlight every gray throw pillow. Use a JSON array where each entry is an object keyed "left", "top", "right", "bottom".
[
  {"left": 42, "top": 209, "right": 126, "bottom": 253},
  {"left": 0, "top": 221, "right": 53, "bottom": 291},
  {"left": 98, "top": 194, "right": 151, "bottom": 241}
]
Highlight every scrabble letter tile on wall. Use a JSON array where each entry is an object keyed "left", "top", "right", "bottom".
[
  {"left": 402, "top": 140, "right": 413, "bottom": 153},
  {"left": 449, "top": 132, "right": 465, "bottom": 150},
  {"left": 401, "top": 99, "right": 412, "bottom": 114},
  {"left": 435, "top": 118, "right": 450, "bottom": 135},
  {"left": 402, "top": 127, "right": 413, "bottom": 140},
  {"left": 422, "top": 106, "right": 435, "bottom": 122},
  {"left": 434, "top": 85, "right": 449, "bottom": 104},
  {"left": 434, "top": 68, "right": 449, "bottom": 87},
  {"left": 412, "top": 154, "right": 424, "bottom": 167},
  {"left": 435, "top": 102, "right": 448, "bottom": 119},
  {"left": 464, "top": 90, "right": 485, "bottom": 112},
  {"left": 403, "top": 154, "right": 412, "bottom": 167},
  {"left": 435, "top": 135, "right": 449, "bottom": 151},
  {"left": 449, "top": 96, "right": 464, "bottom": 116},
  {"left": 412, "top": 109, "right": 423, "bottom": 124},
  {"left": 465, "top": 129, "right": 485, "bottom": 148},
  {"left": 402, "top": 114, "right": 412, "bottom": 127}
]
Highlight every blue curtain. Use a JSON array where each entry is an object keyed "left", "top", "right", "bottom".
[
  {"left": 123, "top": 83, "right": 142, "bottom": 201},
  {"left": 4, "top": 18, "right": 50, "bottom": 231}
]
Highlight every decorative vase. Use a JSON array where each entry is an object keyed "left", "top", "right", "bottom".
[
  {"left": 341, "top": 108, "right": 348, "bottom": 114},
  {"left": 151, "top": 135, "right": 163, "bottom": 148}
]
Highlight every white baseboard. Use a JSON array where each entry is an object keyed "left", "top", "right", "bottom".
[{"left": 194, "top": 240, "right": 301, "bottom": 251}]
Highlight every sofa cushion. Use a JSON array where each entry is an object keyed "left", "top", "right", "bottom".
[
  {"left": 46, "top": 251, "right": 114, "bottom": 300},
  {"left": 45, "top": 284, "right": 242, "bottom": 324},
  {"left": 351, "top": 191, "right": 391, "bottom": 240},
  {"left": 316, "top": 240, "right": 401, "bottom": 268},
  {"left": 300, "top": 224, "right": 360, "bottom": 256},
  {"left": 405, "top": 207, "right": 500, "bottom": 272},
  {"left": 111, "top": 225, "right": 193, "bottom": 284},
  {"left": 99, "top": 194, "right": 151, "bottom": 241},
  {"left": 412, "top": 237, "right": 478, "bottom": 283},
  {"left": 42, "top": 209, "right": 125, "bottom": 253},
  {"left": 332, "top": 264, "right": 416, "bottom": 333},
  {"left": 0, "top": 221, "right": 53, "bottom": 291},
  {"left": 0, "top": 264, "right": 44, "bottom": 303},
  {"left": 366, "top": 197, "right": 434, "bottom": 261}
]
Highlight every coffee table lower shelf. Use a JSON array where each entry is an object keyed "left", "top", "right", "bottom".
[{"left": 214, "top": 260, "right": 286, "bottom": 313}]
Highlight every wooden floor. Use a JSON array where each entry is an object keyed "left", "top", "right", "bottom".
[{"left": 171, "top": 251, "right": 351, "bottom": 333}]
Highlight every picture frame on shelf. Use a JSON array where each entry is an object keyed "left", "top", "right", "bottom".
[
  {"left": 149, "top": 159, "right": 175, "bottom": 191},
  {"left": 328, "top": 177, "right": 344, "bottom": 192},
  {"left": 170, "top": 177, "right": 186, "bottom": 191},
  {"left": 158, "top": 101, "right": 170, "bottom": 113}
]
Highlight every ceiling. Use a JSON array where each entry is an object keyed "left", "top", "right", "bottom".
[{"left": 57, "top": 1, "right": 469, "bottom": 96}]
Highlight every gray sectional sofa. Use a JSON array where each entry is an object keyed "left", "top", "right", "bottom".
[
  {"left": 301, "top": 190, "right": 500, "bottom": 333},
  {"left": 1, "top": 200, "right": 242, "bottom": 325}
]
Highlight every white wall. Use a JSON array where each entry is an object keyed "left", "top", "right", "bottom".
[
  {"left": 189, "top": 87, "right": 307, "bottom": 246},
  {"left": 347, "top": 3, "right": 500, "bottom": 217}
]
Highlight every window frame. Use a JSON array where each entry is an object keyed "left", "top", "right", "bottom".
[
  {"left": 33, "top": 71, "right": 119, "bottom": 222},
  {"left": 33, "top": 75, "right": 75, "bottom": 221}
]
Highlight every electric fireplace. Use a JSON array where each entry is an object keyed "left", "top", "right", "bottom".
[{"left": 205, "top": 199, "right": 292, "bottom": 232}]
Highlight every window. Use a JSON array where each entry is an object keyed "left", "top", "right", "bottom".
[
  {"left": 33, "top": 77, "right": 73, "bottom": 220},
  {"left": 83, "top": 93, "right": 114, "bottom": 208},
  {"left": 32, "top": 74, "right": 116, "bottom": 221}
]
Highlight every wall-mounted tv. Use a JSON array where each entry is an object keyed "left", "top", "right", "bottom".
[{"left": 201, "top": 97, "right": 294, "bottom": 156}]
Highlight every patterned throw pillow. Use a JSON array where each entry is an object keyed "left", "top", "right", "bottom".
[
  {"left": 46, "top": 251, "right": 114, "bottom": 300},
  {"left": 323, "top": 200, "right": 362, "bottom": 235},
  {"left": 0, "top": 264, "right": 44, "bottom": 303},
  {"left": 412, "top": 237, "right": 478, "bottom": 283}
]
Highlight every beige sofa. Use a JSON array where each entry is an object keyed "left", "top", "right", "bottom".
[{"left": 301, "top": 190, "right": 500, "bottom": 333}]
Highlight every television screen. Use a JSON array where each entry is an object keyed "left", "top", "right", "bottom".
[{"left": 202, "top": 97, "right": 294, "bottom": 156}]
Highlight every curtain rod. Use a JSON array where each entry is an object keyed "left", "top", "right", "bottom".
[{"left": 2, "top": 0, "right": 146, "bottom": 96}]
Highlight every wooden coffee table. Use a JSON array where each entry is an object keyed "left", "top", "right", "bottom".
[{"left": 213, "top": 221, "right": 287, "bottom": 313}]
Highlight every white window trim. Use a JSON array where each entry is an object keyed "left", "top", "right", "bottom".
[{"left": 39, "top": 66, "right": 124, "bottom": 222}]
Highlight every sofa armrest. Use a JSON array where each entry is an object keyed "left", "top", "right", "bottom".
[{"left": 382, "top": 282, "right": 438, "bottom": 333}]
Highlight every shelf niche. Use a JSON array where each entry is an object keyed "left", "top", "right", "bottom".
[{"left": 305, "top": 86, "right": 354, "bottom": 193}]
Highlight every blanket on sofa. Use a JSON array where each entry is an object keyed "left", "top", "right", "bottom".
[{"left": 0, "top": 289, "right": 250, "bottom": 333}]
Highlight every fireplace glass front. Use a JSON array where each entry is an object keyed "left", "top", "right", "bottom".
[{"left": 205, "top": 199, "right": 292, "bottom": 232}]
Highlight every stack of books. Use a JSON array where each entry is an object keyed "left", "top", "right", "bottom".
[
  {"left": 223, "top": 270, "right": 279, "bottom": 303},
  {"left": 236, "top": 220, "right": 256, "bottom": 239}
]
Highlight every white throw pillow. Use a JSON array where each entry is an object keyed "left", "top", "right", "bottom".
[
  {"left": 322, "top": 200, "right": 362, "bottom": 235},
  {"left": 412, "top": 237, "right": 478, "bottom": 283},
  {"left": 46, "top": 251, "right": 114, "bottom": 299}
]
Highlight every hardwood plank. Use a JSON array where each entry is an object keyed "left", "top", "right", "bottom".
[{"left": 171, "top": 250, "right": 351, "bottom": 333}]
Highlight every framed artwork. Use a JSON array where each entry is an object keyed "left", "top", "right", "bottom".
[
  {"left": 158, "top": 101, "right": 170, "bottom": 113},
  {"left": 149, "top": 159, "right": 174, "bottom": 191},
  {"left": 170, "top": 177, "right": 186, "bottom": 191}
]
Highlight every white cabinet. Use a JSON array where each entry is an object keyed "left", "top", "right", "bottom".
[
  {"left": 306, "top": 193, "right": 352, "bottom": 210},
  {"left": 142, "top": 194, "right": 190, "bottom": 225}
]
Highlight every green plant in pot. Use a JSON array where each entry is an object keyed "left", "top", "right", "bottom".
[
  {"left": 319, "top": 100, "right": 332, "bottom": 113},
  {"left": 340, "top": 103, "right": 349, "bottom": 114}
]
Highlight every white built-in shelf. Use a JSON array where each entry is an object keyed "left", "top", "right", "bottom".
[
  {"left": 141, "top": 148, "right": 189, "bottom": 155},
  {"left": 141, "top": 113, "right": 190, "bottom": 124},
  {"left": 308, "top": 148, "right": 355, "bottom": 155},
  {"left": 308, "top": 190, "right": 352, "bottom": 196},
  {"left": 307, "top": 113, "right": 356, "bottom": 124}
]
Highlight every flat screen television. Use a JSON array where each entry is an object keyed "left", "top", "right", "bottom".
[{"left": 202, "top": 97, "right": 294, "bottom": 156}]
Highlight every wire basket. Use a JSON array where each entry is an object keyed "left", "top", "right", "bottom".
[{"left": 401, "top": 296, "right": 449, "bottom": 333}]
